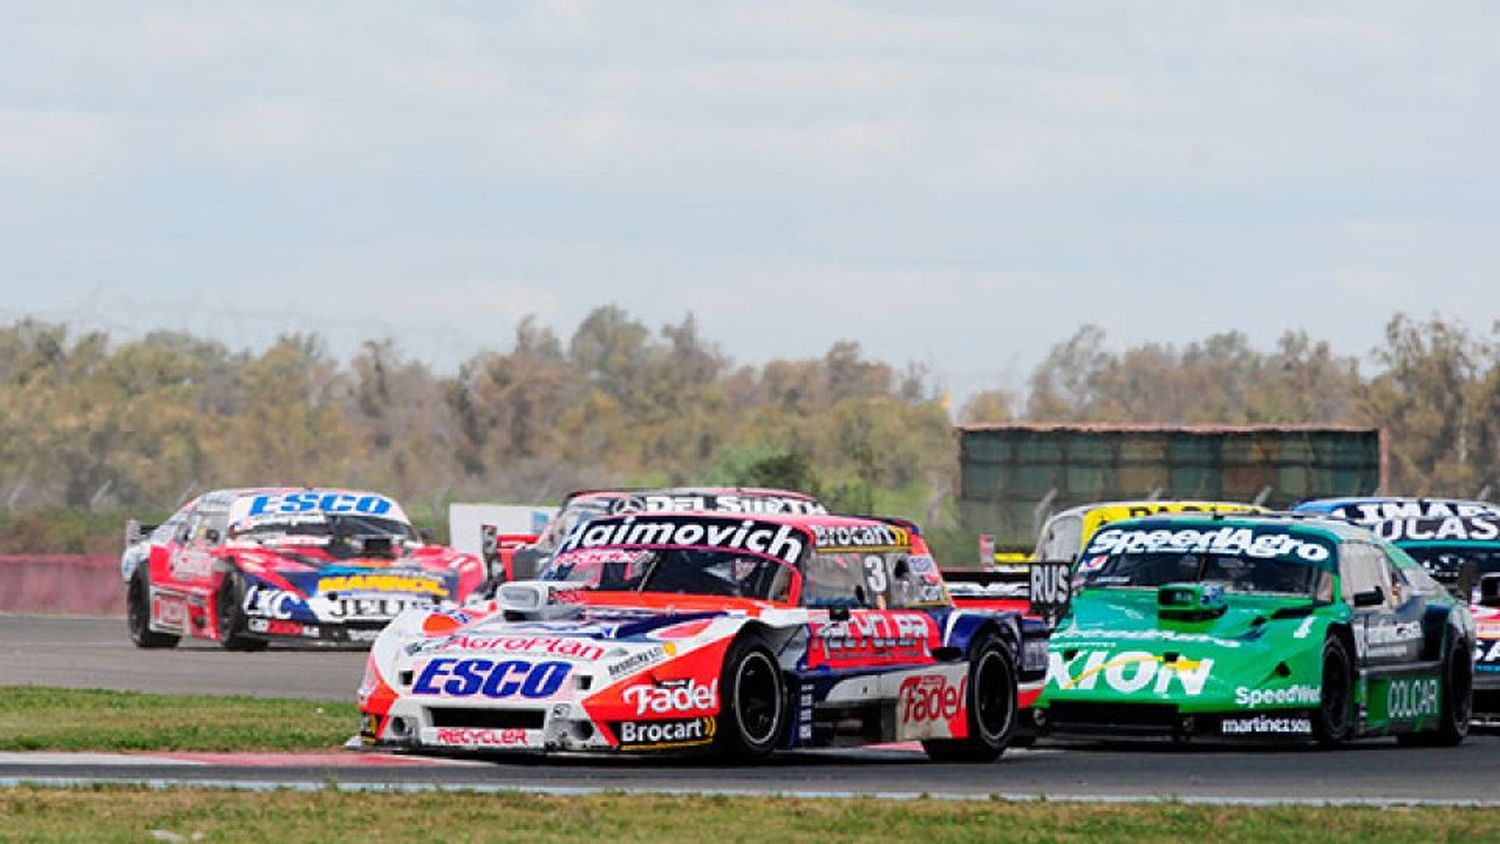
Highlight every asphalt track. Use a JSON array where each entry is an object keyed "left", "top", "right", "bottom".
[{"left": 4, "top": 614, "right": 1500, "bottom": 804}]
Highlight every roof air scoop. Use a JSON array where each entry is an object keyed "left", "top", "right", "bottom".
[
  {"left": 497, "top": 580, "right": 583, "bottom": 621},
  {"left": 1157, "top": 582, "right": 1228, "bottom": 622}
]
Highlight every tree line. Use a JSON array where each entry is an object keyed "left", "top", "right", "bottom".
[{"left": 0, "top": 309, "right": 1495, "bottom": 555}]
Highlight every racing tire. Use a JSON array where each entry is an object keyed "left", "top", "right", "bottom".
[
  {"left": 922, "top": 633, "right": 1018, "bottom": 762},
  {"left": 714, "top": 635, "right": 786, "bottom": 762},
  {"left": 126, "top": 568, "right": 179, "bottom": 649},
  {"left": 1311, "top": 635, "right": 1354, "bottom": 746},
  {"left": 214, "top": 568, "right": 269, "bottom": 652},
  {"left": 1398, "top": 637, "right": 1472, "bottom": 747}
]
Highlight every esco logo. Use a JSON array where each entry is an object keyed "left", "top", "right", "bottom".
[{"left": 623, "top": 678, "right": 719, "bottom": 716}]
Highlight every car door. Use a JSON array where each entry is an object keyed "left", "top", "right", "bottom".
[{"left": 1343, "top": 542, "right": 1424, "bottom": 671}]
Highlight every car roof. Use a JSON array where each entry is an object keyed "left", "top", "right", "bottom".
[
  {"left": 561, "top": 486, "right": 821, "bottom": 504},
  {"left": 1045, "top": 500, "right": 1264, "bottom": 520}
]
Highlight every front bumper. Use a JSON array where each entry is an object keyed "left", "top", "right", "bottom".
[{"left": 1035, "top": 701, "right": 1317, "bottom": 741}]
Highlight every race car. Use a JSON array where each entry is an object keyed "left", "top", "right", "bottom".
[
  {"left": 358, "top": 511, "right": 1047, "bottom": 760},
  {"left": 480, "top": 487, "right": 827, "bottom": 587},
  {"left": 1035, "top": 512, "right": 1473, "bottom": 745},
  {"left": 1296, "top": 496, "right": 1500, "bottom": 717},
  {"left": 125, "top": 488, "right": 486, "bottom": 649}
]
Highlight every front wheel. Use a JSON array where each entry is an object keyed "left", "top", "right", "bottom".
[
  {"left": 126, "top": 568, "right": 179, "bottom": 649},
  {"left": 1398, "top": 636, "right": 1471, "bottom": 747},
  {"left": 215, "top": 569, "right": 268, "bottom": 652},
  {"left": 1311, "top": 635, "right": 1353, "bottom": 746},
  {"left": 923, "top": 633, "right": 1017, "bottom": 762},
  {"left": 713, "top": 635, "right": 786, "bottom": 762}
]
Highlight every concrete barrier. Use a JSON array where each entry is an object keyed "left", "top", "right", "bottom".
[{"left": 0, "top": 555, "right": 123, "bottom": 616}]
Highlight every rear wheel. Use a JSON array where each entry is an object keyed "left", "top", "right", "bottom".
[
  {"left": 923, "top": 633, "right": 1017, "bottom": 762},
  {"left": 714, "top": 635, "right": 785, "bottom": 762},
  {"left": 1398, "top": 636, "right": 1471, "bottom": 747},
  {"left": 215, "top": 569, "right": 268, "bottom": 652},
  {"left": 1311, "top": 636, "right": 1353, "bottom": 746},
  {"left": 126, "top": 568, "right": 179, "bottom": 649}
]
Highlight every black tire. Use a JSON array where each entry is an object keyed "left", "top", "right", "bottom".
[
  {"left": 1398, "top": 636, "right": 1472, "bottom": 747},
  {"left": 215, "top": 568, "right": 268, "bottom": 652},
  {"left": 1311, "top": 635, "right": 1354, "bottom": 746},
  {"left": 126, "top": 567, "right": 179, "bottom": 649},
  {"left": 714, "top": 635, "right": 786, "bottom": 762},
  {"left": 923, "top": 633, "right": 1018, "bottom": 762}
]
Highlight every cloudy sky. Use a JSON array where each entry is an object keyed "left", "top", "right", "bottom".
[{"left": 1, "top": 2, "right": 1496, "bottom": 398}]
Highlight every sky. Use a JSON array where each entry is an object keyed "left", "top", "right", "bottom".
[{"left": 1, "top": 1, "right": 1497, "bottom": 401}]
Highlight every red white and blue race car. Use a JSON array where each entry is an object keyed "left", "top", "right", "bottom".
[
  {"left": 124, "top": 488, "right": 485, "bottom": 649},
  {"left": 480, "top": 486, "right": 827, "bottom": 588},
  {"left": 358, "top": 511, "right": 1047, "bottom": 760}
]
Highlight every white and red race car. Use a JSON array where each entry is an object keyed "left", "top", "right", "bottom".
[
  {"left": 124, "top": 487, "right": 485, "bottom": 649},
  {"left": 359, "top": 511, "right": 1047, "bottom": 761}
]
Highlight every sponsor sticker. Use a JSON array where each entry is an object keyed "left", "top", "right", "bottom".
[
  {"left": 615, "top": 717, "right": 717, "bottom": 750},
  {"left": 610, "top": 494, "right": 826, "bottom": 516},
  {"left": 411, "top": 658, "right": 572, "bottom": 700},
  {"left": 318, "top": 574, "right": 447, "bottom": 596},
  {"left": 1049, "top": 650, "right": 1215, "bottom": 696},
  {"left": 432, "top": 727, "right": 530, "bottom": 748},
  {"left": 1084, "top": 526, "right": 1333, "bottom": 565},
  {"left": 243, "top": 585, "right": 303, "bottom": 620},
  {"left": 557, "top": 515, "right": 807, "bottom": 565},
  {"left": 1370, "top": 515, "right": 1500, "bottom": 544},
  {"left": 606, "top": 645, "right": 672, "bottom": 679},
  {"left": 1219, "top": 715, "right": 1313, "bottom": 735},
  {"left": 898, "top": 674, "right": 966, "bottom": 726},
  {"left": 1234, "top": 684, "right": 1321, "bottom": 708},
  {"left": 622, "top": 678, "right": 719, "bottom": 717},
  {"left": 810, "top": 611, "right": 933, "bottom": 668},
  {"left": 326, "top": 595, "right": 435, "bottom": 620},
  {"left": 811, "top": 523, "right": 911, "bottom": 552},
  {"left": 1385, "top": 676, "right": 1440, "bottom": 721},
  {"left": 241, "top": 491, "right": 398, "bottom": 519},
  {"left": 441, "top": 635, "right": 607, "bottom": 662}
]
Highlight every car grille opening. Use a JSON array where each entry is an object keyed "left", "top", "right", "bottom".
[
  {"left": 1045, "top": 702, "right": 1179, "bottom": 733},
  {"left": 426, "top": 708, "right": 546, "bottom": 730}
]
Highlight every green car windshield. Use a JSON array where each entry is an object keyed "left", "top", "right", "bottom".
[
  {"left": 1081, "top": 552, "right": 1331, "bottom": 598},
  {"left": 1078, "top": 524, "right": 1338, "bottom": 599}
]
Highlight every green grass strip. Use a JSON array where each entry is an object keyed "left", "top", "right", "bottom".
[
  {"left": 0, "top": 787, "right": 1494, "bottom": 843},
  {"left": 0, "top": 686, "right": 357, "bottom": 752}
]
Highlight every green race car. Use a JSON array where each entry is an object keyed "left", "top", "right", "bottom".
[{"left": 1034, "top": 513, "right": 1474, "bottom": 745}]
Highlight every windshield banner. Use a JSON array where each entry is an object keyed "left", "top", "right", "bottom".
[
  {"left": 1084, "top": 526, "right": 1334, "bottom": 566},
  {"left": 230, "top": 491, "right": 409, "bottom": 526},
  {"left": 1371, "top": 515, "right": 1500, "bottom": 544},
  {"left": 606, "top": 493, "right": 827, "bottom": 516},
  {"left": 556, "top": 515, "right": 809, "bottom": 565}
]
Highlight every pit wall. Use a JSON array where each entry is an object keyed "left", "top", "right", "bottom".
[{"left": 0, "top": 555, "right": 122, "bottom": 616}]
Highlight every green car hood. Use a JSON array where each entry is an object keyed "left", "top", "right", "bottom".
[{"left": 1042, "top": 588, "right": 1337, "bottom": 713}]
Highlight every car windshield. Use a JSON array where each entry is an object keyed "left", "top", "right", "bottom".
[
  {"left": 1402, "top": 545, "right": 1500, "bottom": 590},
  {"left": 1080, "top": 552, "right": 1330, "bottom": 598},
  {"left": 540, "top": 547, "right": 794, "bottom": 601},
  {"left": 230, "top": 513, "right": 416, "bottom": 545}
]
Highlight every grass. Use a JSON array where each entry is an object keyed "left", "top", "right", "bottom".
[
  {"left": 0, "top": 686, "right": 358, "bottom": 752},
  {"left": 0, "top": 787, "right": 1494, "bottom": 843}
]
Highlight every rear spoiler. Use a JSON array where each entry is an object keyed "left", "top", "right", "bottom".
[
  {"left": 479, "top": 524, "right": 541, "bottom": 577},
  {"left": 946, "top": 559, "right": 1073, "bottom": 625},
  {"left": 124, "top": 519, "right": 157, "bottom": 548}
]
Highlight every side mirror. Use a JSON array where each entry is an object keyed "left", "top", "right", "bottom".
[
  {"left": 1352, "top": 586, "right": 1385, "bottom": 608},
  {"left": 828, "top": 605, "right": 852, "bottom": 622},
  {"left": 204, "top": 528, "right": 221, "bottom": 545},
  {"left": 419, "top": 528, "right": 436, "bottom": 543}
]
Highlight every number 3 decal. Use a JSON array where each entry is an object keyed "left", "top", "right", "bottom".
[{"left": 863, "top": 555, "right": 888, "bottom": 593}]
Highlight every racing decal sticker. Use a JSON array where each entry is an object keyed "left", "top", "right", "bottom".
[
  {"left": 242, "top": 585, "right": 307, "bottom": 620},
  {"left": 430, "top": 727, "right": 531, "bottom": 748},
  {"left": 1048, "top": 650, "right": 1215, "bottom": 696},
  {"left": 609, "top": 494, "right": 826, "bottom": 516},
  {"left": 811, "top": 523, "right": 912, "bottom": 553},
  {"left": 438, "top": 635, "right": 608, "bottom": 662},
  {"left": 897, "top": 673, "right": 967, "bottom": 739},
  {"left": 1380, "top": 675, "right": 1440, "bottom": 722},
  {"left": 247, "top": 618, "right": 322, "bottom": 638},
  {"left": 807, "top": 611, "right": 937, "bottom": 669},
  {"left": 1355, "top": 620, "right": 1423, "bottom": 660},
  {"left": 1370, "top": 515, "right": 1500, "bottom": 543},
  {"left": 557, "top": 515, "right": 808, "bottom": 565},
  {"left": 614, "top": 717, "right": 717, "bottom": 750},
  {"left": 317, "top": 573, "right": 447, "bottom": 596},
  {"left": 1234, "top": 684, "right": 1320, "bottom": 708},
  {"left": 1085, "top": 526, "right": 1333, "bottom": 564},
  {"left": 1218, "top": 714, "right": 1313, "bottom": 735},
  {"left": 324, "top": 594, "right": 436, "bottom": 620},
  {"left": 1329, "top": 499, "right": 1500, "bottom": 524},
  {"left": 623, "top": 677, "right": 719, "bottom": 717},
  {"left": 151, "top": 592, "right": 188, "bottom": 630},
  {"left": 1475, "top": 639, "right": 1500, "bottom": 669},
  {"left": 410, "top": 658, "right": 572, "bottom": 700},
  {"left": 240, "top": 491, "right": 399, "bottom": 519},
  {"left": 605, "top": 644, "right": 673, "bottom": 680}
]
